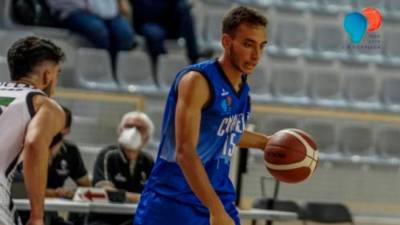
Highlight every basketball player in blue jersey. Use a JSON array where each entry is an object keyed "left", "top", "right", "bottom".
[{"left": 134, "top": 6, "right": 268, "bottom": 225}]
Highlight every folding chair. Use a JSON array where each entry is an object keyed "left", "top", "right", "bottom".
[
  {"left": 251, "top": 177, "right": 305, "bottom": 225},
  {"left": 302, "top": 202, "right": 354, "bottom": 225}
]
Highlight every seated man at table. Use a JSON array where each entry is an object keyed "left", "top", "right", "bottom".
[
  {"left": 89, "top": 111, "right": 155, "bottom": 225},
  {"left": 46, "top": 106, "right": 91, "bottom": 198},
  {"left": 16, "top": 106, "right": 91, "bottom": 225}
]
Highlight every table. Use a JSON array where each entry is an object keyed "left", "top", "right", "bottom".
[
  {"left": 238, "top": 208, "right": 297, "bottom": 221},
  {"left": 14, "top": 199, "right": 298, "bottom": 221},
  {"left": 90, "top": 202, "right": 137, "bottom": 215},
  {"left": 14, "top": 199, "right": 90, "bottom": 213}
]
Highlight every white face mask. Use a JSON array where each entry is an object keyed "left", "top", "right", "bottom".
[{"left": 118, "top": 127, "right": 142, "bottom": 151}]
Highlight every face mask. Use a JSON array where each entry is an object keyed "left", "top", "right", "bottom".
[{"left": 118, "top": 127, "right": 142, "bottom": 151}]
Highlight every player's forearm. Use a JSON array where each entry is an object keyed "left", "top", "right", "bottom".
[
  {"left": 238, "top": 130, "right": 269, "bottom": 150},
  {"left": 176, "top": 149, "right": 225, "bottom": 214},
  {"left": 23, "top": 141, "right": 49, "bottom": 219}
]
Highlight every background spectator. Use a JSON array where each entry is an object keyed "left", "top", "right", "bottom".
[
  {"left": 46, "top": 0, "right": 135, "bottom": 73},
  {"left": 46, "top": 106, "right": 91, "bottom": 198},
  {"left": 89, "top": 111, "right": 155, "bottom": 225},
  {"left": 130, "top": 0, "right": 200, "bottom": 69}
]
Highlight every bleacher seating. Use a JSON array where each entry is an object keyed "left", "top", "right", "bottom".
[
  {"left": 278, "top": 0, "right": 318, "bottom": 11},
  {"left": 51, "top": 40, "right": 77, "bottom": 75},
  {"left": 247, "top": 56, "right": 271, "bottom": 100},
  {"left": 351, "top": 33, "right": 384, "bottom": 63},
  {"left": 319, "top": 0, "right": 352, "bottom": 14},
  {"left": 0, "top": 0, "right": 397, "bottom": 114},
  {"left": 4, "top": 0, "right": 400, "bottom": 220},
  {"left": 203, "top": 6, "right": 228, "bottom": 49},
  {"left": 343, "top": 69, "right": 381, "bottom": 110},
  {"left": 386, "top": 0, "right": 400, "bottom": 19},
  {"left": 355, "top": 0, "right": 386, "bottom": 11},
  {"left": 158, "top": 53, "right": 190, "bottom": 90},
  {"left": 269, "top": 60, "right": 309, "bottom": 104},
  {"left": 257, "top": 115, "right": 299, "bottom": 135},
  {"left": 116, "top": 50, "right": 157, "bottom": 93},
  {"left": 383, "top": 26, "right": 400, "bottom": 63},
  {"left": 301, "top": 119, "right": 339, "bottom": 156},
  {"left": 338, "top": 121, "right": 376, "bottom": 157},
  {"left": 311, "top": 18, "right": 348, "bottom": 60},
  {"left": 376, "top": 125, "right": 400, "bottom": 160},
  {"left": 76, "top": 48, "right": 117, "bottom": 90},
  {"left": 273, "top": 11, "right": 311, "bottom": 57},
  {"left": 0, "top": 30, "right": 34, "bottom": 56},
  {"left": 0, "top": 0, "right": 399, "bottom": 167},
  {"left": 381, "top": 76, "right": 400, "bottom": 111},
  {"left": 307, "top": 65, "right": 345, "bottom": 107},
  {"left": 249, "top": 108, "right": 400, "bottom": 165},
  {"left": 0, "top": 58, "right": 8, "bottom": 81}
]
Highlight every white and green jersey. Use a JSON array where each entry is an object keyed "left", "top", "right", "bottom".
[{"left": 0, "top": 82, "right": 44, "bottom": 225}]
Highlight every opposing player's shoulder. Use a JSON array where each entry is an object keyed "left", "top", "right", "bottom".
[
  {"left": 43, "top": 97, "right": 63, "bottom": 113},
  {"left": 32, "top": 95, "right": 64, "bottom": 118}
]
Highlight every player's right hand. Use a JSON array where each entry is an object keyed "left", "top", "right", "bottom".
[
  {"left": 26, "top": 218, "right": 44, "bottom": 225},
  {"left": 210, "top": 210, "right": 235, "bottom": 225}
]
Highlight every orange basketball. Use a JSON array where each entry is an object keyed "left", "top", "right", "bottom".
[{"left": 264, "top": 129, "right": 319, "bottom": 183}]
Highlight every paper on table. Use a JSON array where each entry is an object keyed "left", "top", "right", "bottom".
[{"left": 73, "top": 187, "right": 108, "bottom": 203}]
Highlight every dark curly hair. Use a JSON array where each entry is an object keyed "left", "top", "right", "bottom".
[
  {"left": 223, "top": 6, "right": 268, "bottom": 37},
  {"left": 7, "top": 36, "right": 65, "bottom": 81}
]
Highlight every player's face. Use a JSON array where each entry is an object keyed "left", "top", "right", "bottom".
[
  {"left": 227, "top": 23, "right": 267, "bottom": 74},
  {"left": 43, "top": 63, "right": 61, "bottom": 96}
]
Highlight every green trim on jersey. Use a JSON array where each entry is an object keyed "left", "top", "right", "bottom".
[{"left": 0, "top": 97, "right": 15, "bottom": 106}]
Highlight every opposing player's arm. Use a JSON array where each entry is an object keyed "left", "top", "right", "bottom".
[
  {"left": 175, "top": 71, "right": 226, "bottom": 215},
  {"left": 23, "top": 96, "right": 65, "bottom": 220},
  {"left": 238, "top": 130, "right": 269, "bottom": 151}
]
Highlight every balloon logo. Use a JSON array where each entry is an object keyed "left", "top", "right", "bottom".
[
  {"left": 344, "top": 12, "right": 367, "bottom": 44},
  {"left": 343, "top": 7, "right": 382, "bottom": 44}
]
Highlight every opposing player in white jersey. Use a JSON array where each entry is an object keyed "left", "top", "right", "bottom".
[{"left": 0, "top": 36, "right": 66, "bottom": 225}]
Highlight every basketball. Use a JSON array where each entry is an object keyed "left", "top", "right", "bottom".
[{"left": 264, "top": 129, "right": 319, "bottom": 183}]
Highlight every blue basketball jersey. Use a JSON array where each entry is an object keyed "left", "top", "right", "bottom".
[{"left": 144, "top": 59, "right": 251, "bottom": 211}]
